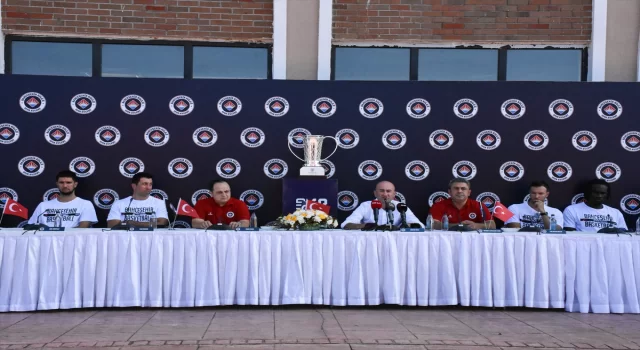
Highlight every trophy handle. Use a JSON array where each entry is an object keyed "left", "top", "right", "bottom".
[
  {"left": 287, "top": 140, "right": 306, "bottom": 162},
  {"left": 321, "top": 136, "right": 339, "bottom": 161}
]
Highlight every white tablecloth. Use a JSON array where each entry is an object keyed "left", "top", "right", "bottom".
[{"left": 0, "top": 229, "right": 638, "bottom": 313}]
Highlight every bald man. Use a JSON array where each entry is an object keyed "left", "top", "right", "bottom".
[{"left": 341, "top": 181, "right": 423, "bottom": 230}]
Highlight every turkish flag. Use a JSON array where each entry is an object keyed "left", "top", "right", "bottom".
[
  {"left": 492, "top": 201, "right": 514, "bottom": 222},
  {"left": 3, "top": 199, "right": 28, "bottom": 220},
  {"left": 176, "top": 198, "right": 199, "bottom": 218},
  {"left": 306, "top": 200, "right": 331, "bottom": 214}
]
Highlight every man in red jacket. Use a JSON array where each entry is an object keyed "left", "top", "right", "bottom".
[
  {"left": 429, "top": 178, "right": 495, "bottom": 230},
  {"left": 193, "top": 180, "right": 250, "bottom": 229}
]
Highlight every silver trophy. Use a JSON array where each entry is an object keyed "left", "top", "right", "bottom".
[{"left": 288, "top": 135, "right": 338, "bottom": 176}]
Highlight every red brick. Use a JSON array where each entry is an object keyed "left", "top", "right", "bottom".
[{"left": 443, "top": 23, "right": 464, "bottom": 29}]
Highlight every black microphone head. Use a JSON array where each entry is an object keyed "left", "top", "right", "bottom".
[
  {"left": 386, "top": 202, "right": 395, "bottom": 211},
  {"left": 397, "top": 202, "right": 408, "bottom": 213}
]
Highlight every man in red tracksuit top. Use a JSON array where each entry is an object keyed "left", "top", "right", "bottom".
[
  {"left": 429, "top": 178, "right": 495, "bottom": 230},
  {"left": 193, "top": 180, "right": 250, "bottom": 229}
]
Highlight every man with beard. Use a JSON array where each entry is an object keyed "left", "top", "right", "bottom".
[
  {"left": 563, "top": 178, "right": 627, "bottom": 232},
  {"left": 28, "top": 170, "right": 98, "bottom": 228},
  {"left": 107, "top": 172, "right": 169, "bottom": 228},
  {"left": 429, "top": 178, "right": 495, "bottom": 230},
  {"left": 504, "top": 181, "right": 563, "bottom": 230}
]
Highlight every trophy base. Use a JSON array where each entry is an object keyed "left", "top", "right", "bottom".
[{"left": 300, "top": 166, "right": 325, "bottom": 176}]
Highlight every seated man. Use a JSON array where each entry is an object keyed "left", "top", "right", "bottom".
[
  {"left": 192, "top": 180, "right": 250, "bottom": 229},
  {"left": 28, "top": 170, "right": 97, "bottom": 228},
  {"left": 107, "top": 172, "right": 169, "bottom": 228},
  {"left": 341, "top": 180, "right": 423, "bottom": 230},
  {"left": 504, "top": 180, "right": 563, "bottom": 230},
  {"left": 429, "top": 178, "right": 494, "bottom": 230},
  {"left": 563, "top": 178, "right": 627, "bottom": 232}
]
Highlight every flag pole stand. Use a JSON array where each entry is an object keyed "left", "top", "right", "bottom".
[
  {"left": 169, "top": 198, "right": 180, "bottom": 230},
  {"left": 0, "top": 206, "right": 6, "bottom": 229}
]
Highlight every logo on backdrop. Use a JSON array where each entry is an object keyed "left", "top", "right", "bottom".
[
  {"left": 216, "top": 158, "right": 241, "bottom": 179},
  {"left": 312, "top": 97, "right": 336, "bottom": 117},
  {"left": 620, "top": 194, "right": 640, "bottom": 215},
  {"left": 476, "top": 192, "right": 500, "bottom": 212},
  {"left": 501, "top": 99, "right": 526, "bottom": 119},
  {"left": 288, "top": 128, "right": 311, "bottom": 148},
  {"left": 405, "top": 160, "right": 429, "bottom": 181},
  {"left": 0, "top": 188, "right": 18, "bottom": 209},
  {"left": 337, "top": 191, "right": 358, "bottom": 211},
  {"left": 95, "top": 126, "right": 121, "bottom": 146},
  {"left": 548, "top": 99, "right": 574, "bottom": 119},
  {"left": 18, "top": 156, "right": 45, "bottom": 177},
  {"left": 43, "top": 188, "right": 60, "bottom": 201},
  {"left": 20, "top": 92, "right": 46, "bottom": 113},
  {"left": 265, "top": 96, "right": 289, "bottom": 117},
  {"left": 191, "top": 189, "right": 212, "bottom": 206},
  {"left": 192, "top": 127, "right": 218, "bottom": 147},
  {"left": 597, "top": 99, "right": 622, "bottom": 120},
  {"left": 144, "top": 126, "right": 170, "bottom": 147},
  {"left": 217, "top": 96, "right": 242, "bottom": 116},
  {"left": 406, "top": 98, "right": 431, "bottom": 119},
  {"left": 168, "top": 158, "right": 193, "bottom": 178},
  {"left": 320, "top": 160, "right": 336, "bottom": 179},
  {"left": 70, "top": 93, "right": 96, "bottom": 114},
  {"left": 44, "top": 125, "right": 71, "bottom": 145},
  {"left": 453, "top": 98, "right": 478, "bottom": 119},
  {"left": 119, "top": 157, "right": 145, "bottom": 178},
  {"left": 547, "top": 161, "right": 572, "bottom": 182},
  {"left": 452, "top": 160, "right": 477, "bottom": 180},
  {"left": 358, "top": 160, "right": 383, "bottom": 180},
  {"left": 0, "top": 123, "right": 20, "bottom": 144},
  {"left": 621, "top": 131, "right": 640, "bottom": 152},
  {"left": 429, "top": 129, "right": 454, "bottom": 150},
  {"left": 170, "top": 95, "right": 195, "bottom": 116},
  {"left": 93, "top": 189, "right": 119, "bottom": 210},
  {"left": 359, "top": 98, "right": 384, "bottom": 118},
  {"left": 571, "top": 193, "right": 585, "bottom": 205},
  {"left": 335, "top": 129, "right": 359, "bottom": 149},
  {"left": 476, "top": 130, "right": 501, "bottom": 150},
  {"left": 382, "top": 129, "right": 406, "bottom": 150},
  {"left": 499, "top": 161, "right": 524, "bottom": 181},
  {"left": 394, "top": 192, "right": 406, "bottom": 203},
  {"left": 173, "top": 220, "right": 191, "bottom": 229},
  {"left": 150, "top": 189, "right": 168, "bottom": 201},
  {"left": 240, "top": 127, "right": 265, "bottom": 148},
  {"left": 524, "top": 194, "right": 549, "bottom": 205},
  {"left": 572, "top": 131, "right": 597, "bottom": 151},
  {"left": 239, "top": 190, "right": 265, "bottom": 210},
  {"left": 524, "top": 130, "right": 549, "bottom": 150},
  {"left": 428, "top": 192, "right": 450, "bottom": 207},
  {"left": 69, "top": 157, "right": 95, "bottom": 177},
  {"left": 264, "top": 159, "right": 289, "bottom": 179},
  {"left": 120, "top": 94, "right": 146, "bottom": 115},
  {"left": 596, "top": 162, "right": 621, "bottom": 183}
]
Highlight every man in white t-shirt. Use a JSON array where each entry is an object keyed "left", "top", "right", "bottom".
[
  {"left": 107, "top": 172, "right": 169, "bottom": 228},
  {"left": 505, "top": 181, "right": 563, "bottom": 230},
  {"left": 28, "top": 170, "right": 98, "bottom": 228},
  {"left": 563, "top": 179, "right": 628, "bottom": 232}
]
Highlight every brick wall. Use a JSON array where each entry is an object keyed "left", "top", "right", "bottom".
[
  {"left": 333, "top": 0, "right": 592, "bottom": 43},
  {"left": 1, "top": 0, "right": 273, "bottom": 42}
]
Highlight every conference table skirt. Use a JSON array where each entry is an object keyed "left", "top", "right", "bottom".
[{"left": 0, "top": 229, "right": 638, "bottom": 313}]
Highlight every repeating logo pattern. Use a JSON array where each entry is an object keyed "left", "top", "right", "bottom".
[
  {"left": 453, "top": 98, "right": 478, "bottom": 119},
  {"left": 597, "top": 99, "right": 622, "bottom": 120},
  {"left": 18, "top": 156, "right": 45, "bottom": 177},
  {"left": 240, "top": 190, "right": 265, "bottom": 210},
  {"left": 69, "top": 157, "right": 96, "bottom": 177},
  {"left": 288, "top": 128, "right": 311, "bottom": 149},
  {"left": 312, "top": 97, "right": 336, "bottom": 117},
  {"left": 240, "top": 127, "right": 265, "bottom": 148},
  {"left": 93, "top": 189, "right": 119, "bottom": 209},
  {"left": 71, "top": 94, "right": 96, "bottom": 114},
  {"left": 173, "top": 220, "right": 191, "bottom": 229},
  {"left": 359, "top": 98, "right": 383, "bottom": 118},
  {"left": 45, "top": 125, "right": 71, "bottom": 145},
  {"left": 193, "top": 127, "right": 218, "bottom": 147},
  {"left": 320, "top": 160, "right": 336, "bottom": 179},
  {"left": 263, "top": 159, "right": 288, "bottom": 179},
  {"left": 571, "top": 193, "right": 585, "bottom": 205},
  {"left": 406, "top": 98, "right": 431, "bottom": 119},
  {"left": 191, "top": 189, "right": 212, "bottom": 206},
  {"left": 168, "top": 158, "right": 193, "bottom": 178},
  {"left": 144, "top": 126, "right": 170, "bottom": 147},
  {"left": 572, "top": 131, "right": 597, "bottom": 151},
  {"left": 395, "top": 191, "right": 406, "bottom": 203},
  {"left": 216, "top": 158, "right": 241, "bottom": 179},
  {"left": 547, "top": 161, "right": 572, "bottom": 182},
  {"left": 382, "top": 129, "right": 407, "bottom": 150},
  {"left": 620, "top": 194, "right": 640, "bottom": 215},
  {"left": 595, "top": 162, "right": 621, "bottom": 183},
  {"left": 120, "top": 94, "right": 145, "bottom": 115},
  {"left": 20, "top": 92, "right": 46, "bottom": 113},
  {"left": 335, "top": 129, "right": 360, "bottom": 149},
  {"left": 265, "top": 97, "right": 289, "bottom": 117},
  {"left": 476, "top": 192, "right": 500, "bottom": 212},
  {"left": 170, "top": 95, "right": 195, "bottom": 116},
  {"left": 499, "top": 161, "right": 524, "bottom": 182},
  {"left": 150, "top": 189, "right": 169, "bottom": 201},
  {"left": 218, "top": 96, "right": 241, "bottom": 116},
  {"left": 0, "top": 123, "right": 20, "bottom": 144},
  {"left": 501, "top": 99, "right": 525, "bottom": 119},
  {"left": 452, "top": 161, "right": 477, "bottom": 180},
  {"left": 43, "top": 188, "right": 60, "bottom": 201},
  {"left": 358, "top": 160, "right": 383, "bottom": 180},
  {"left": 337, "top": 191, "right": 358, "bottom": 211},
  {"left": 429, "top": 129, "right": 454, "bottom": 150},
  {"left": 429, "top": 192, "right": 450, "bottom": 207},
  {"left": 119, "top": 157, "right": 144, "bottom": 178},
  {"left": 405, "top": 160, "right": 429, "bottom": 181},
  {"left": 476, "top": 130, "right": 501, "bottom": 150},
  {"left": 0, "top": 188, "right": 18, "bottom": 209},
  {"left": 548, "top": 99, "right": 574, "bottom": 119},
  {"left": 524, "top": 130, "right": 549, "bottom": 151},
  {"left": 620, "top": 131, "right": 640, "bottom": 152},
  {"left": 95, "top": 126, "right": 121, "bottom": 146}
]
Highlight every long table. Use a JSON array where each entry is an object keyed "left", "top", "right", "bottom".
[{"left": 0, "top": 229, "right": 638, "bottom": 313}]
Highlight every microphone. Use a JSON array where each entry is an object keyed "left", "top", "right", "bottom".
[
  {"left": 385, "top": 200, "right": 396, "bottom": 230},
  {"left": 396, "top": 202, "right": 408, "bottom": 228},
  {"left": 371, "top": 199, "right": 382, "bottom": 225},
  {"left": 23, "top": 209, "right": 51, "bottom": 230},
  {"left": 479, "top": 203, "right": 487, "bottom": 229}
]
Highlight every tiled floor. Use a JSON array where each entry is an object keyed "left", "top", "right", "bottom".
[{"left": 0, "top": 307, "right": 638, "bottom": 349}]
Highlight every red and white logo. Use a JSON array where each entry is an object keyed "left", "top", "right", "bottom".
[
  {"left": 597, "top": 99, "right": 622, "bottom": 120},
  {"left": 335, "top": 129, "right": 360, "bottom": 149},
  {"left": 621, "top": 131, "right": 640, "bottom": 152},
  {"left": 621, "top": 194, "right": 640, "bottom": 215},
  {"left": 0, "top": 123, "right": 20, "bottom": 144},
  {"left": 337, "top": 191, "right": 358, "bottom": 211},
  {"left": 170, "top": 95, "right": 195, "bottom": 116},
  {"left": 168, "top": 158, "right": 193, "bottom": 179},
  {"left": 264, "top": 159, "right": 289, "bottom": 179},
  {"left": 428, "top": 191, "right": 450, "bottom": 207},
  {"left": 288, "top": 128, "right": 311, "bottom": 149},
  {"left": 45, "top": 125, "right": 71, "bottom": 145},
  {"left": 405, "top": 160, "right": 429, "bottom": 181},
  {"left": 93, "top": 189, "right": 119, "bottom": 210},
  {"left": 476, "top": 130, "right": 501, "bottom": 150},
  {"left": 216, "top": 158, "right": 241, "bottom": 179},
  {"left": 430, "top": 129, "right": 454, "bottom": 150},
  {"left": 191, "top": 189, "right": 212, "bottom": 206},
  {"left": 0, "top": 188, "right": 18, "bottom": 209},
  {"left": 69, "top": 157, "right": 96, "bottom": 177},
  {"left": 312, "top": 97, "right": 337, "bottom": 117},
  {"left": 524, "top": 130, "right": 549, "bottom": 151},
  {"left": 452, "top": 160, "right": 477, "bottom": 180},
  {"left": 406, "top": 98, "right": 431, "bottom": 119},
  {"left": 193, "top": 127, "right": 218, "bottom": 147},
  {"left": 547, "top": 161, "right": 572, "bottom": 182},
  {"left": 241, "top": 127, "right": 265, "bottom": 148},
  {"left": 71, "top": 93, "right": 97, "bottom": 114},
  {"left": 20, "top": 92, "right": 46, "bottom": 113},
  {"left": 358, "top": 160, "right": 383, "bottom": 180},
  {"left": 359, "top": 98, "right": 384, "bottom": 118},
  {"left": 265, "top": 96, "right": 289, "bottom": 117},
  {"left": 596, "top": 162, "right": 621, "bottom": 183},
  {"left": 476, "top": 192, "right": 500, "bottom": 212},
  {"left": 382, "top": 129, "right": 407, "bottom": 150},
  {"left": 18, "top": 156, "right": 45, "bottom": 177},
  {"left": 218, "top": 96, "right": 242, "bottom": 116},
  {"left": 572, "top": 131, "right": 597, "bottom": 151},
  {"left": 548, "top": 99, "right": 574, "bottom": 119},
  {"left": 240, "top": 190, "right": 265, "bottom": 210},
  {"left": 119, "top": 157, "right": 145, "bottom": 178},
  {"left": 144, "top": 126, "right": 170, "bottom": 147},
  {"left": 501, "top": 99, "right": 526, "bottom": 119},
  {"left": 499, "top": 161, "right": 524, "bottom": 182},
  {"left": 120, "top": 94, "right": 146, "bottom": 115},
  {"left": 95, "top": 126, "right": 121, "bottom": 146},
  {"left": 453, "top": 98, "right": 478, "bottom": 119}
]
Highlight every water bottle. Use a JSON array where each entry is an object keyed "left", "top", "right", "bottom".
[
  {"left": 250, "top": 212, "right": 258, "bottom": 228},
  {"left": 425, "top": 214, "right": 432, "bottom": 231},
  {"left": 442, "top": 214, "right": 449, "bottom": 231},
  {"left": 549, "top": 214, "right": 557, "bottom": 231},
  {"left": 149, "top": 212, "right": 157, "bottom": 229},
  {"left": 54, "top": 212, "right": 62, "bottom": 228},
  {"left": 635, "top": 217, "right": 640, "bottom": 235}
]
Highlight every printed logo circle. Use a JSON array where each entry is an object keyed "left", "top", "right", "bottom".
[
  {"left": 597, "top": 99, "right": 622, "bottom": 120},
  {"left": 119, "top": 157, "right": 145, "bottom": 178},
  {"left": 240, "top": 127, "right": 266, "bottom": 148},
  {"left": 524, "top": 130, "right": 549, "bottom": 150},
  {"left": 620, "top": 194, "right": 640, "bottom": 215},
  {"left": 18, "top": 156, "right": 45, "bottom": 177},
  {"left": 191, "top": 189, "right": 212, "bottom": 206},
  {"left": 499, "top": 161, "right": 524, "bottom": 182},
  {"left": 173, "top": 220, "right": 191, "bottom": 229},
  {"left": 571, "top": 193, "right": 585, "bottom": 205},
  {"left": 337, "top": 191, "right": 359, "bottom": 211},
  {"left": 217, "top": 96, "right": 242, "bottom": 116},
  {"left": 621, "top": 131, "right": 640, "bottom": 152},
  {"left": 596, "top": 162, "right": 621, "bottom": 183},
  {"left": 95, "top": 126, "right": 121, "bottom": 146},
  {"left": 358, "top": 160, "right": 383, "bottom": 180},
  {"left": 476, "top": 130, "right": 501, "bottom": 150},
  {"left": 335, "top": 129, "right": 360, "bottom": 149},
  {"left": 429, "top": 192, "right": 450, "bottom": 207},
  {"left": 547, "top": 161, "right": 572, "bottom": 182},
  {"left": 359, "top": 98, "right": 384, "bottom": 118},
  {"left": 501, "top": 99, "right": 526, "bottom": 119},
  {"left": 406, "top": 98, "right": 431, "bottom": 119},
  {"left": 20, "top": 92, "right": 46, "bottom": 113},
  {"left": 43, "top": 188, "right": 60, "bottom": 201},
  {"left": 0, "top": 188, "right": 18, "bottom": 209},
  {"left": 69, "top": 156, "right": 96, "bottom": 177},
  {"left": 549, "top": 99, "right": 574, "bottom": 119},
  {"left": 144, "top": 126, "right": 170, "bottom": 147},
  {"left": 150, "top": 189, "right": 168, "bottom": 201},
  {"left": 405, "top": 160, "right": 429, "bottom": 181},
  {"left": 264, "top": 159, "right": 289, "bottom": 179},
  {"left": 265, "top": 96, "right": 289, "bottom": 117},
  {"left": 394, "top": 191, "right": 406, "bottom": 203},
  {"left": 572, "top": 131, "right": 597, "bottom": 151},
  {"left": 452, "top": 160, "right": 477, "bottom": 180},
  {"left": 312, "top": 97, "right": 336, "bottom": 117},
  {"left": 226, "top": 211, "right": 234, "bottom": 218},
  {"left": 453, "top": 98, "right": 478, "bottom": 119},
  {"left": 193, "top": 127, "right": 218, "bottom": 147},
  {"left": 288, "top": 128, "right": 311, "bottom": 148},
  {"left": 216, "top": 158, "right": 241, "bottom": 179},
  {"left": 320, "top": 160, "right": 336, "bottom": 179},
  {"left": 45, "top": 125, "right": 71, "bottom": 145},
  {"left": 70, "top": 93, "right": 96, "bottom": 114},
  {"left": 524, "top": 194, "right": 548, "bottom": 205},
  {"left": 120, "top": 94, "right": 146, "bottom": 115},
  {"left": 469, "top": 213, "right": 477, "bottom": 219},
  {"left": 429, "top": 129, "right": 454, "bottom": 150},
  {"left": 168, "top": 158, "right": 193, "bottom": 178},
  {"left": 476, "top": 192, "right": 500, "bottom": 212},
  {"left": 382, "top": 129, "right": 407, "bottom": 150},
  {"left": 240, "top": 190, "right": 265, "bottom": 210},
  {"left": 0, "top": 123, "right": 20, "bottom": 144},
  {"left": 170, "top": 95, "right": 195, "bottom": 116},
  {"left": 93, "top": 189, "right": 119, "bottom": 210}
]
